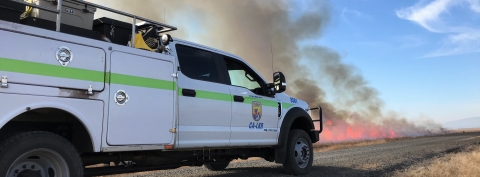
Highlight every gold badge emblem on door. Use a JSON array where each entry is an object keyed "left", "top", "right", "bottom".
[{"left": 252, "top": 101, "right": 262, "bottom": 121}]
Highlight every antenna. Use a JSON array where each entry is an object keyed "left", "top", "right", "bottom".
[{"left": 270, "top": 40, "right": 274, "bottom": 74}]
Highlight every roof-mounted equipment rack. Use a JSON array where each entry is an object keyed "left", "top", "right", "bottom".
[{"left": 6, "top": 0, "right": 177, "bottom": 48}]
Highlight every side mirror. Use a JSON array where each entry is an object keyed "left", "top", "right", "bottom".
[{"left": 273, "top": 72, "right": 286, "bottom": 93}]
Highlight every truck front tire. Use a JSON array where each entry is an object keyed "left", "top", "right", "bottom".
[
  {"left": 282, "top": 129, "right": 313, "bottom": 175},
  {"left": 0, "top": 131, "right": 83, "bottom": 177}
]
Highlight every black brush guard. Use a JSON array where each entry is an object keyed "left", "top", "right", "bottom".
[{"left": 308, "top": 106, "right": 323, "bottom": 142}]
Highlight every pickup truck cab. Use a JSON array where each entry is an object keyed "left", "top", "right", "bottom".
[{"left": 0, "top": 0, "right": 323, "bottom": 176}]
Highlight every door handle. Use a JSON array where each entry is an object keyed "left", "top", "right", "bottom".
[
  {"left": 182, "top": 89, "right": 196, "bottom": 97},
  {"left": 233, "top": 95, "right": 244, "bottom": 102}
]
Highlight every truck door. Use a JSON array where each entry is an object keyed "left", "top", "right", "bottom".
[
  {"left": 107, "top": 51, "right": 176, "bottom": 145},
  {"left": 174, "top": 44, "right": 232, "bottom": 148},
  {"left": 220, "top": 56, "right": 279, "bottom": 146}
]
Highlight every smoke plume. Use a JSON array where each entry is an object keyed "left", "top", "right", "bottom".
[{"left": 90, "top": 0, "right": 445, "bottom": 142}]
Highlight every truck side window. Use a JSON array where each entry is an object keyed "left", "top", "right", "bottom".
[
  {"left": 223, "top": 57, "right": 265, "bottom": 96},
  {"left": 176, "top": 45, "right": 220, "bottom": 83}
]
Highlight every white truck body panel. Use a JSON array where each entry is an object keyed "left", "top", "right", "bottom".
[
  {"left": 106, "top": 51, "right": 176, "bottom": 145},
  {"left": 0, "top": 29, "right": 105, "bottom": 91},
  {"left": 229, "top": 85, "right": 279, "bottom": 146},
  {"left": 0, "top": 93, "right": 104, "bottom": 151},
  {"left": 176, "top": 71, "right": 233, "bottom": 148}
]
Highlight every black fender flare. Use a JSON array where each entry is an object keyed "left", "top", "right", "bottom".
[{"left": 275, "top": 107, "right": 316, "bottom": 164}]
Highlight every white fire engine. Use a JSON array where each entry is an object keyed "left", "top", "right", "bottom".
[{"left": 0, "top": 0, "right": 323, "bottom": 176}]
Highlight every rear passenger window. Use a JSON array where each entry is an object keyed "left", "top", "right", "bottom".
[{"left": 176, "top": 45, "right": 220, "bottom": 83}]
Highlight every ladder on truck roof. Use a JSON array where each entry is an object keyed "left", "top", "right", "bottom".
[{"left": 6, "top": 0, "right": 178, "bottom": 48}]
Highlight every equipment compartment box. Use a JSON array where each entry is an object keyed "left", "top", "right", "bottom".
[
  {"left": 0, "top": 0, "right": 25, "bottom": 23},
  {"left": 93, "top": 17, "right": 134, "bottom": 46},
  {"left": 21, "top": 17, "right": 101, "bottom": 40},
  {"left": 29, "top": 0, "right": 96, "bottom": 29}
]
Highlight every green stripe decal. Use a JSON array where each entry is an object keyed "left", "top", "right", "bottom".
[
  {"left": 1, "top": 57, "right": 296, "bottom": 107},
  {"left": 110, "top": 73, "right": 175, "bottom": 90},
  {"left": 178, "top": 88, "right": 232, "bottom": 102},
  {"left": 282, "top": 102, "right": 295, "bottom": 109},
  {"left": 0, "top": 57, "right": 176, "bottom": 90},
  {"left": 178, "top": 88, "right": 293, "bottom": 108},
  {"left": 0, "top": 57, "right": 104, "bottom": 82},
  {"left": 196, "top": 90, "right": 232, "bottom": 102}
]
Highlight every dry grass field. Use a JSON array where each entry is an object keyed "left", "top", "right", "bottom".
[
  {"left": 313, "top": 137, "right": 415, "bottom": 152},
  {"left": 451, "top": 128, "right": 480, "bottom": 133},
  {"left": 394, "top": 144, "right": 480, "bottom": 177}
]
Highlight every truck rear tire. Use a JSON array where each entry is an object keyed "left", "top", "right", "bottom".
[
  {"left": 204, "top": 160, "right": 230, "bottom": 171},
  {"left": 282, "top": 129, "right": 313, "bottom": 175},
  {"left": 0, "top": 131, "right": 84, "bottom": 177}
]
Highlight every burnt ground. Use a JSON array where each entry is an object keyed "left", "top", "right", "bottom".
[{"left": 101, "top": 132, "right": 480, "bottom": 177}]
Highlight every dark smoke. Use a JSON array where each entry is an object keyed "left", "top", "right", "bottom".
[{"left": 91, "top": 0, "right": 444, "bottom": 141}]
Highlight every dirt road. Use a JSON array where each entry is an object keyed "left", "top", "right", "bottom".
[{"left": 105, "top": 132, "right": 480, "bottom": 177}]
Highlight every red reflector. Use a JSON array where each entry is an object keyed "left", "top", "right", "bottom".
[{"left": 164, "top": 145, "right": 174, "bottom": 149}]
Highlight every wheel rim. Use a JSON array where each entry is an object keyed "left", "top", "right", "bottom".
[
  {"left": 7, "top": 148, "right": 69, "bottom": 177},
  {"left": 294, "top": 138, "right": 310, "bottom": 169}
]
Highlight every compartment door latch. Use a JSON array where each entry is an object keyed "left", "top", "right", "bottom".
[
  {"left": 1, "top": 76, "right": 8, "bottom": 88},
  {"left": 87, "top": 85, "right": 93, "bottom": 95}
]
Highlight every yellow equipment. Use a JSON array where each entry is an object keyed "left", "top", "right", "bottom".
[
  {"left": 20, "top": 0, "right": 33, "bottom": 20},
  {"left": 131, "top": 33, "right": 156, "bottom": 52},
  {"left": 131, "top": 24, "right": 161, "bottom": 52}
]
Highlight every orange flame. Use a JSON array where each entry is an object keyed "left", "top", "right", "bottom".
[
  {"left": 319, "top": 119, "right": 402, "bottom": 142},
  {"left": 326, "top": 120, "right": 332, "bottom": 125}
]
